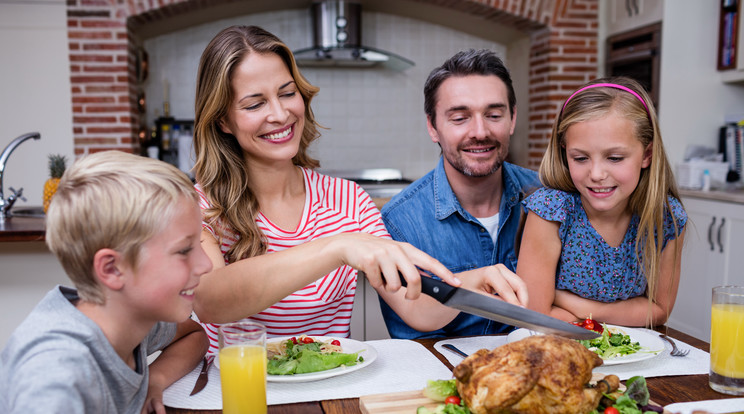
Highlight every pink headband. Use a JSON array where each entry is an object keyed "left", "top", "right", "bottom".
[{"left": 562, "top": 83, "right": 650, "bottom": 116}]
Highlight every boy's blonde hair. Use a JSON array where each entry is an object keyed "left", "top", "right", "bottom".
[
  {"left": 540, "top": 76, "right": 682, "bottom": 325},
  {"left": 45, "top": 151, "right": 198, "bottom": 304}
]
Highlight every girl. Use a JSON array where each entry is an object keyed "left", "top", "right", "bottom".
[
  {"left": 191, "top": 25, "right": 527, "bottom": 353},
  {"left": 517, "top": 77, "right": 686, "bottom": 327}
]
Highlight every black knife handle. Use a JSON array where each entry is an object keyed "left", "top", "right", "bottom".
[{"left": 398, "top": 272, "right": 458, "bottom": 303}]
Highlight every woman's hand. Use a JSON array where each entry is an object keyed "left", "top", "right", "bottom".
[
  {"left": 456, "top": 264, "right": 528, "bottom": 307},
  {"left": 335, "top": 233, "right": 459, "bottom": 300}
]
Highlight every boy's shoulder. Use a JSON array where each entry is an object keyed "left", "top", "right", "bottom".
[
  {"left": 1, "top": 287, "right": 108, "bottom": 412},
  {"left": 1, "top": 286, "right": 167, "bottom": 413},
  {"left": 2, "top": 286, "right": 100, "bottom": 370}
]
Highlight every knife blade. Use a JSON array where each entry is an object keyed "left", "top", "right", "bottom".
[
  {"left": 189, "top": 355, "right": 213, "bottom": 396},
  {"left": 391, "top": 272, "right": 599, "bottom": 340}
]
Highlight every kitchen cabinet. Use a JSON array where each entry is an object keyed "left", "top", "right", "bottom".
[
  {"left": 666, "top": 196, "right": 744, "bottom": 341},
  {"left": 718, "top": 0, "right": 744, "bottom": 83},
  {"left": 606, "top": 0, "right": 663, "bottom": 36},
  {"left": 350, "top": 279, "right": 391, "bottom": 341}
]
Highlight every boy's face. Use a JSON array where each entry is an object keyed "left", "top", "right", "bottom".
[{"left": 123, "top": 198, "right": 212, "bottom": 324}]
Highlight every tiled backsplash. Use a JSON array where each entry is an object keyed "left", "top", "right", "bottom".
[{"left": 144, "top": 9, "right": 509, "bottom": 180}]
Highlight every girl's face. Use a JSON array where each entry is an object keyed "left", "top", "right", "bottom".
[
  {"left": 563, "top": 110, "right": 651, "bottom": 218},
  {"left": 219, "top": 52, "right": 306, "bottom": 167},
  {"left": 124, "top": 199, "right": 212, "bottom": 324}
]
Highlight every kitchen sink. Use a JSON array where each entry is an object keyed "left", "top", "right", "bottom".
[{"left": 9, "top": 206, "right": 45, "bottom": 218}]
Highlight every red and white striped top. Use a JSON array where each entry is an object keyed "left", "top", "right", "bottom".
[{"left": 195, "top": 168, "right": 389, "bottom": 354}]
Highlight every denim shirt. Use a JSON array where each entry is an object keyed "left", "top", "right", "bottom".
[{"left": 379, "top": 158, "right": 540, "bottom": 339}]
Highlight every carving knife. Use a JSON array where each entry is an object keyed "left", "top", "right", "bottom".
[
  {"left": 189, "top": 355, "right": 214, "bottom": 396},
  {"left": 380, "top": 271, "right": 600, "bottom": 340}
]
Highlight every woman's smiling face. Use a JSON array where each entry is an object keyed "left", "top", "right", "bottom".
[
  {"left": 219, "top": 51, "right": 306, "bottom": 166},
  {"left": 564, "top": 110, "right": 651, "bottom": 218}
]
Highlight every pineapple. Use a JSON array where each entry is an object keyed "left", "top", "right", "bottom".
[{"left": 43, "top": 154, "right": 67, "bottom": 213}]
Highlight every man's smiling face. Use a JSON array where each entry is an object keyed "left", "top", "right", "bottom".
[{"left": 427, "top": 74, "right": 515, "bottom": 178}]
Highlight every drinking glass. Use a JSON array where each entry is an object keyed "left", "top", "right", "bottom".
[
  {"left": 709, "top": 285, "right": 744, "bottom": 395},
  {"left": 219, "top": 321, "right": 267, "bottom": 414}
]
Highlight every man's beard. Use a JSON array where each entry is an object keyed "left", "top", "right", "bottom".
[{"left": 443, "top": 140, "right": 505, "bottom": 177}]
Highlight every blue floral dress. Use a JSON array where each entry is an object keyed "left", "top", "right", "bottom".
[{"left": 522, "top": 188, "right": 687, "bottom": 302}]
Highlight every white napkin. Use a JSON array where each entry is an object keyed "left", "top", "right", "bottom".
[
  {"left": 163, "top": 339, "right": 453, "bottom": 409},
  {"left": 665, "top": 398, "right": 744, "bottom": 413},
  {"left": 434, "top": 330, "right": 710, "bottom": 381}
]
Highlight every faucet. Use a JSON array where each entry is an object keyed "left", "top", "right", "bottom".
[{"left": 0, "top": 132, "right": 41, "bottom": 220}]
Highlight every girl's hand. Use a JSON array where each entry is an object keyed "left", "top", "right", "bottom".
[
  {"left": 456, "top": 264, "right": 528, "bottom": 307},
  {"left": 336, "top": 233, "right": 459, "bottom": 300}
]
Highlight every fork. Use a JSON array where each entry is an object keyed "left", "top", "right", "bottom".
[
  {"left": 442, "top": 343, "right": 469, "bottom": 358},
  {"left": 659, "top": 334, "right": 690, "bottom": 357}
]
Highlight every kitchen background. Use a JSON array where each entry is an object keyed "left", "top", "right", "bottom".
[
  {"left": 141, "top": 6, "right": 521, "bottom": 180},
  {"left": 2, "top": 0, "right": 744, "bottom": 346}
]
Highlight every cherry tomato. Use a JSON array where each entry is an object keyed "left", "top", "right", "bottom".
[
  {"left": 604, "top": 407, "right": 620, "bottom": 414},
  {"left": 302, "top": 337, "right": 314, "bottom": 344},
  {"left": 331, "top": 339, "right": 341, "bottom": 346},
  {"left": 290, "top": 337, "right": 298, "bottom": 344},
  {"left": 444, "top": 396, "right": 461, "bottom": 405},
  {"left": 583, "top": 320, "right": 595, "bottom": 331}
]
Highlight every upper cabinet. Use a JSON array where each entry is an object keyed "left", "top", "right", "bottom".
[
  {"left": 718, "top": 0, "right": 744, "bottom": 83},
  {"left": 606, "top": 0, "right": 664, "bottom": 36}
]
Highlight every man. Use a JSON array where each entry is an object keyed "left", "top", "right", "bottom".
[{"left": 379, "top": 49, "right": 541, "bottom": 339}]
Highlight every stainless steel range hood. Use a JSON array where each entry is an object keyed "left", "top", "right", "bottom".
[{"left": 292, "top": 0, "right": 414, "bottom": 71}]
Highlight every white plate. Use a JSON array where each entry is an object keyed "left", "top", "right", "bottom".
[
  {"left": 265, "top": 336, "right": 377, "bottom": 383},
  {"left": 506, "top": 325, "right": 664, "bottom": 366}
]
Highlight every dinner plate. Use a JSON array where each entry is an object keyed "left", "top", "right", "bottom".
[
  {"left": 265, "top": 336, "right": 377, "bottom": 382},
  {"left": 506, "top": 324, "right": 664, "bottom": 366}
]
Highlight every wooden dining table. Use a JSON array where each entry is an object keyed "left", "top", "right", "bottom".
[{"left": 166, "top": 326, "right": 733, "bottom": 414}]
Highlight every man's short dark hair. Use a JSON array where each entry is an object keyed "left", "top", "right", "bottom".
[{"left": 424, "top": 49, "right": 516, "bottom": 128}]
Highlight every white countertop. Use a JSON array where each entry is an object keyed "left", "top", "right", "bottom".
[{"left": 679, "top": 188, "right": 744, "bottom": 204}]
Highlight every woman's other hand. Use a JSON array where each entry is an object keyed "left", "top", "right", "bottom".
[{"left": 456, "top": 264, "right": 528, "bottom": 307}]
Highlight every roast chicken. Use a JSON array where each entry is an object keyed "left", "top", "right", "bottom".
[{"left": 452, "top": 334, "right": 620, "bottom": 414}]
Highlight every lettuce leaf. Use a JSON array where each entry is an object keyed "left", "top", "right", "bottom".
[
  {"left": 422, "top": 379, "right": 458, "bottom": 402},
  {"left": 266, "top": 340, "right": 361, "bottom": 375}
]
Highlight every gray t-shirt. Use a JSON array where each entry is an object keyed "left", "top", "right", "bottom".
[{"left": 0, "top": 285, "right": 177, "bottom": 414}]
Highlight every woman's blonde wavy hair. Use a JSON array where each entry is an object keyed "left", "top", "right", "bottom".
[
  {"left": 540, "top": 76, "right": 682, "bottom": 324},
  {"left": 193, "top": 25, "right": 321, "bottom": 263}
]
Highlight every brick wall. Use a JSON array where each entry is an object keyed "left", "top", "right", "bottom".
[{"left": 65, "top": 0, "right": 598, "bottom": 168}]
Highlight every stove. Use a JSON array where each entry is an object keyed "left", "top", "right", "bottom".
[{"left": 318, "top": 168, "right": 412, "bottom": 198}]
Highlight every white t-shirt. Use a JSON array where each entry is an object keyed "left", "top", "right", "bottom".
[
  {"left": 477, "top": 213, "right": 500, "bottom": 245},
  {"left": 195, "top": 167, "right": 388, "bottom": 354}
]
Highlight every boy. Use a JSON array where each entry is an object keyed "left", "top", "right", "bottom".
[{"left": 0, "top": 151, "right": 211, "bottom": 413}]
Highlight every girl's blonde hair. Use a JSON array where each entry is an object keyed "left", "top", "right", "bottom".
[
  {"left": 540, "top": 76, "right": 682, "bottom": 324},
  {"left": 45, "top": 151, "right": 198, "bottom": 304},
  {"left": 193, "top": 25, "right": 321, "bottom": 263}
]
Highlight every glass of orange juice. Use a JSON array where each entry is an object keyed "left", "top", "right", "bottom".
[
  {"left": 710, "top": 285, "right": 744, "bottom": 395},
  {"left": 218, "top": 321, "right": 267, "bottom": 414}
]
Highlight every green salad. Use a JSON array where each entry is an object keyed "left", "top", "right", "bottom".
[
  {"left": 578, "top": 324, "right": 642, "bottom": 359},
  {"left": 266, "top": 337, "right": 363, "bottom": 375}
]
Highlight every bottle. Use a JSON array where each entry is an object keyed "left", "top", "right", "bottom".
[
  {"left": 178, "top": 125, "right": 195, "bottom": 177},
  {"left": 170, "top": 124, "right": 180, "bottom": 153},
  {"left": 702, "top": 169, "right": 711, "bottom": 191},
  {"left": 161, "top": 124, "right": 171, "bottom": 151}
]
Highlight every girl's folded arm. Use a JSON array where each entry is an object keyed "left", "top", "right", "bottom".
[{"left": 516, "top": 211, "right": 563, "bottom": 316}]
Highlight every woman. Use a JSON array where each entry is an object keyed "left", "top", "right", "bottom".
[{"left": 191, "top": 25, "right": 527, "bottom": 352}]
